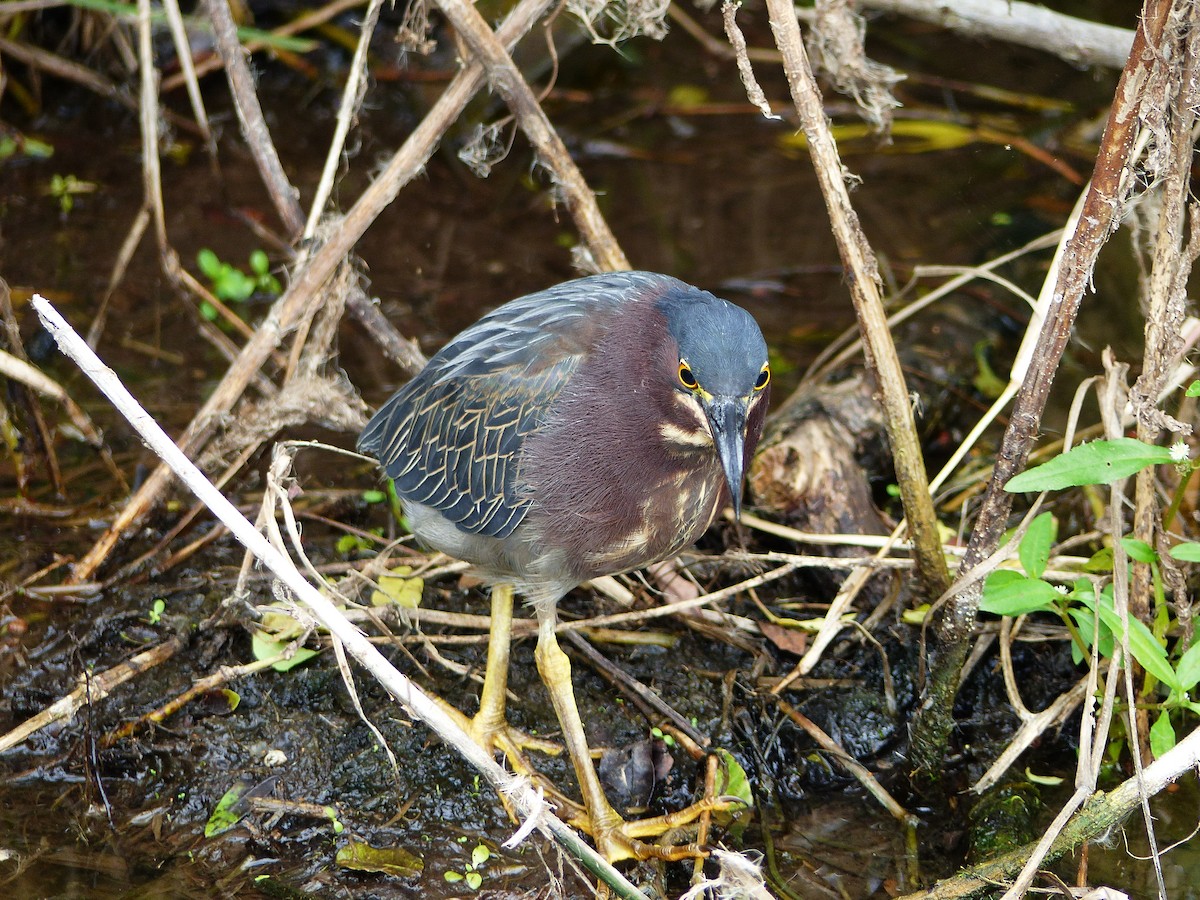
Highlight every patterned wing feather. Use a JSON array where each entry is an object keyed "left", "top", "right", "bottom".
[{"left": 358, "top": 274, "right": 658, "bottom": 538}]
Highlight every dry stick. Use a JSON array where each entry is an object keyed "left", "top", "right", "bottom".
[
  {"left": 763, "top": 0, "right": 950, "bottom": 602},
  {"left": 0, "top": 635, "right": 187, "bottom": 754},
  {"left": 0, "top": 36, "right": 201, "bottom": 136},
  {"left": 202, "top": 0, "right": 304, "bottom": 239},
  {"left": 722, "top": 1, "right": 779, "bottom": 121},
  {"left": 86, "top": 207, "right": 150, "bottom": 348},
  {"left": 773, "top": 698, "right": 916, "bottom": 828},
  {"left": 860, "top": 0, "right": 1135, "bottom": 70},
  {"left": 0, "top": 350, "right": 106, "bottom": 449},
  {"left": 161, "top": 0, "right": 213, "bottom": 145},
  {"left": 304, "top": 0, "right": 384, "bottom": 240},
  {"left": 0, "top": 281, "right": 65, "bottom": 495},
  {"left": 161, "top": 0, "right": 366, "bottom": 92},
  {"left": 66, "top": 0, "right": 556, "bottom": 583},
  {"left": 101, "top": 654, "right": 283, "bottom": 747},
  {"left": 971, "top": 672, "right": 1092, "bottom": 794},
  {"left": 433, "top": 0, "right": 630, "bottom": 273},
  {"left": 908, "top": 0, "right": 1175, "bottom": 778},
  {"left": 136, "top": 0, "right": 167, "bottom": 252},
  {"left": 32, "top": 295, "right": 648, "bottom": 900}
]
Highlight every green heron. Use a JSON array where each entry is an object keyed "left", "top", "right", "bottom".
[{"left": 358, "top": 271, "right": 770, "bottom": 860}]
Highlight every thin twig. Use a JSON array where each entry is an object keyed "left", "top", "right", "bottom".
[
  {"left": 304, "top": 0, "right": 384, "bottom": 239},
  {"left": 161, "top": 0, "right": 214, "bottom": 145},
  {"left": 773, "top": 697, "right": 917, "bottom": 827}
]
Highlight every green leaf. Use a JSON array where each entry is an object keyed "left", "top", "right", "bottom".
[
  {"left": 1023, "top": 768, "right": 1064, "bottom": 786},
  {"left": 205, "top": 784, "right": 250, "bottom": 837},
  {"left": 713, "top": 748, "right": 754, "bottom": 809},
  {"left": 1019, "top": 513, "right": 1057, "bottom": 579},
  {"left": 972, "top": 340, "right": 1007, "bottom": 399},
  {"left": 336, "top": 841, "right": 423, "bottom": 876},
  {"left": 444, "top": 871, "right": 464, "bottom": 883},
  {"left": 1149, "top": 709, "right": 1176, "bottom": 758},
  {"left": 1005, "top": 439, "right": 1174, "bottom": 492},
  {"left": 1176, "top": 642, "right": 1200, "bottom": 691},
  {"left": 370, "top": 570, "right": 424, "bottom": 609},
  {"left": 324, "top": 806, "right": 344, "bottom": 834},
  {"left": 1186, "top": 380, "right": 1200, "bottom": 397},
  {"left": 1083, "top": 598, "right": 1180, "bottom": 692},
  {"left": 471, "top": 844, "right": 490, "bottom": 867},
  {"left": 980, "top": 571, "right": 1061, "bottom": 617},
  {"left": 251, "top": 631, "right": 320, "bottom": 672},
  {"left": 1168, "top": 542, "right": 1200, "bottom": 562},
  {"left": 1083, "top": 547, "right": 1114, "bottom": 573},
  {"left": 216, "top": 268, "right": 255, "bottom": 302},
  {"left": 197, "top": 248, "right": 222, "bottom": 279},
  {"left": 362, "top": 489, "right": 386, "bottom": 504},
  {"left": 1120, "top": 537, "right": 1157, "bottom": 564},
  {"left": 249, "top": 249, "right": 270, "bottom": 275},
  {"left": 465, "top": 871, "right": 483, "bottom": 890},
  {"left": 1068, "top": 606, "right": 1114, "bottom": 662}
]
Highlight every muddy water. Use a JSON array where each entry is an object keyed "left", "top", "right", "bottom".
[{"left": 2, "top": 4, "right": 1192, "bottom": 898}]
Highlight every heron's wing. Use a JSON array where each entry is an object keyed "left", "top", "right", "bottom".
[{"left": 358, "top": 280, "right": 633, "bottom": 539}]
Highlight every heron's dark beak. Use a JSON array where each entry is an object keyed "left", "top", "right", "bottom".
[{"left": 703, "top": 396, "right": 748, "bottom": 519}]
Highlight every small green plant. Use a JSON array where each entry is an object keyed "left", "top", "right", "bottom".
[
  {"left": 196, "top": 248, "right": 282, "bottom": 305},
  {"left": 45, "top": 173, "right": 96, "bottom": 214},
  {"left": 985, "top": 431, "right": 1200, "bottom": 758},
  {"left": 146, "top": 598, "right": 166, "bottom": 625},
  {"left": 650, "top": 725, "right": 676, "bottom": 748},
  {"left": 444, "top": 842, "right": 490, "bottom": 890}
]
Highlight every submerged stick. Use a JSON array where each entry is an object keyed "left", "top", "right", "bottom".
[
  {"left": 32, "top": 294, "right": 648, "bottom": 900},
  {"left": 897, "top": 723, "right": 1200, "bottom": 900}
]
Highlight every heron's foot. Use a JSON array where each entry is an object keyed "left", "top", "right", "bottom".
[
  {"left": 437, "top": 697, "right": 563, "bottom": 770},
  {"left": 568, "top": 796, "right": 736, "bottom": 863}
]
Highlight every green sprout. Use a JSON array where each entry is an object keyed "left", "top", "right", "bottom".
[
  {"left": 196, "top": 248, "right": 282, "bottom": 304},
  {"left": 45, "top": 173, "right": 97, "bottom": 214},
  {"left": 444, "top": 843, "right": 491, "bottom": 890}
]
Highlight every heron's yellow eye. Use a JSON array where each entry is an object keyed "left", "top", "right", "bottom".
[
  {"left": 678, "top": 362, "right": 698, "bottom": 389},
  {"left": 754, "top": 365, "right": 771, "bottom": 391}
]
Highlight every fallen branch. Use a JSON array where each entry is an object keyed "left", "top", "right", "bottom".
[
  {"left": 433, "top": 0, "right": 629, "bottom": 272},
  {"left": 861, "top": 0, "right": 1135, "bottom": 70},
  {"left": 897, "top": 723, "right": 1200, "bottom": 900},
  {"left": 0, "top": 636, "right": 186, "bottom": 755}
]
